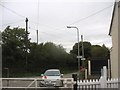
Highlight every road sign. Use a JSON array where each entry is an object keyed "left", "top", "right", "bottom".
[
  {"left": 81, "top": 58, "right": 86, "bottom": 60},
  {"left": 77, "top": 56, "right": 82, "bottom": 58}
]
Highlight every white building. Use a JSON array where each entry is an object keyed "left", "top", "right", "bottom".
[{"left": 109, "top": 1, "right": 120, "bottom": 78}]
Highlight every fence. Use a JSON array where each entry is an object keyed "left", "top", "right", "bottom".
[
  {"left": 1, "top": 78, "right": 74, "bottom": 89},
  {"left": 1, "top": 66, "right": 120, "bottom": 89},
  {"left": 1, "top": 77, "right": 119, "bottom": 89},
  {"left": 78, "top": 76, "right": 119, "bottom": 89}
]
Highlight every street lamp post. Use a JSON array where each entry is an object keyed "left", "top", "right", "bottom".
[{"left": 67, "top": 26, "right": 81, "bottom": 80}]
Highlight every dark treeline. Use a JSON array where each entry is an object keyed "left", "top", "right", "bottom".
[
  {"left": 2, "top": 26, "right": 110, "bottom": 77},
  {"left": 2, "top": 26, "right": 77, "bottom": 77}
]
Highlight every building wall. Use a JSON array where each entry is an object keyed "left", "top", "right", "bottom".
[
  {"left": 110, "top": 2, "right": 118, "bottom": 78},
  {"left": 118, "top": 2, "right": 120, "bottom": 78}
]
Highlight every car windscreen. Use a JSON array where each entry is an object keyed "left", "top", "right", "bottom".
[{"left": 44, "top": 71, "right": 60, "bottom": 76}]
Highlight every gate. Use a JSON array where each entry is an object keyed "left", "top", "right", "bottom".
[{"left": 1, "top": 78, "right": 75, "bottom": 90}]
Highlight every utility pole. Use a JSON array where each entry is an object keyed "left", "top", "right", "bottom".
[
  {"left": 81, "top": 35, "right": 86, "bottom": 79},
  {"left": 81, "top": 35, "right": 86, "bottom": 61},
  {"left": 36, "top": 30, "right": 38, "bottom": 44},
  {"left": 25, "top": 18, "right": 28, "bottom": 72},
  {"left": 81, "top": 35, "right": 84, "bottom": 58}
]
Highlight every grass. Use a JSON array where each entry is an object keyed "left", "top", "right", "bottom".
[
  {"left": 3, "top": 69, "right": 78, "bottom": 78},
  {"left": 3, "top": 72, "right": 41, "bottom": 78},
  {"left": 61, "top": 69, "right": 77, "bottom": 74}
]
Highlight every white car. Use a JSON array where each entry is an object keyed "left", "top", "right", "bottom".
[{"left": 39, "top": 69, "right": 63, "bottom": 87}]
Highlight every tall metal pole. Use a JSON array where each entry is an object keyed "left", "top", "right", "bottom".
[
  {"left": 76, "top": 27, "right": 80, "bottom": 81},
  {"left": 36, "top": 30, "right": 38, "bottom": 44},
  {"left": 25, "top": 18, "right": 28, "bottom": 72},
  {"left": 37, "top": 0, "right": 39, "bottom": 45},
  {"left": 81, "top": 35, "right": 84, "bottom": 58},
  {"left": 67, "top": 26, "right": 81, "bottom": 81}
]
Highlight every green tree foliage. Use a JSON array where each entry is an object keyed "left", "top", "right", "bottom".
[
  {"left": 28, "top": 42, "right": 76, "bottom": 73},
  {"left": 70, "top": 41, "right": 92, "bottom": 59},
  {"left": 91, "top": 44, "right": 110, "bottom": 59},
  {"left": 2, "top": 26, "right": 76, "bottom": 76},
  {"left": 2, "top": 26, "right": 110, "bottom": 77},
  {"left": 70, "top": 42, "right": 110, "bottom": 60},
  {"left": 2, "top": 26, "right": 30, "bottom": 73}
]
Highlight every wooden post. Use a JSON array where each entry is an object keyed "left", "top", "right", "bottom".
[
  {"left": 88, "top": 60, "right": 91, "bottom": 75},
  {"left": 85, "top": 69, "right": 87, "bottom": 79},
  {"left": 72, "top": 74, "right": 77, "bottom": 90}
]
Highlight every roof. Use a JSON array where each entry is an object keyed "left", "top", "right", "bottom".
[
  {"left": 46, "top": 69, "right": 60, "bottom": 71},
  {"left": 109, "top": 2, "right": 116, "bottom": 36}
]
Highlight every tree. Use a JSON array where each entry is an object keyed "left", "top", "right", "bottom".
[
  {"left": 70, "top": 41, "right": 92, "bottom": 59},
  {"left": 2, "top": 26, "right": 30, "bottom": 73},
  {"left": 102, "top": 44, "right": 110, "bottom": 59},
  {"left": 28, "top": 42, "right": 76, "bottom": 73},
  {"left": 91, "top": 45, "right": 110, "bottom": 59}
]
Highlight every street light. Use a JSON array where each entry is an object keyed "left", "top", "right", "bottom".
[{"left": 67, "top": 26, "right": 82, "bottom": 80}]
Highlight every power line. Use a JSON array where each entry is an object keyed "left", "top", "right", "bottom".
[
  {"left": 29, "top": 21, "right": 67, "bottom": 35},
  {"left": 3, "top": 19, "right": 24, "bottom": 26},
  {"left": 1, "top": 2, "right": 114, "bottom": 36},
  {"left": 37, "top": 0, "right": 39, "bottom": 30},
  {"left": 29, "top": 27, "right": 61, "bottom": 38},
  {"left": 70, "top": 4, "right": 114, "bottom": 25},
  {"left": 0, "top": 3, "right": 26, "bottom": 18},
  {"left": 36, "top": 0, "right": 39, "bottom": 44},
  {"left": 50, "top": 4, "right": 114, "bottom": 32},
  {"left": 34, "top": 4, "right": 114, "bottom": 34}
]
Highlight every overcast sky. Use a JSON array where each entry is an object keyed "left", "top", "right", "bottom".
[{"left": 0, "top": 0, "right": 115, "bottom": 52}]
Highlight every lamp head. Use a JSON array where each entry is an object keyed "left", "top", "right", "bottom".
[{"left": 67, "top": 26, "right": 72, "bottom": 28}]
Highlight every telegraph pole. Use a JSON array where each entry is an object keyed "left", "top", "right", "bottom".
[
  {"left": 36, "top": 30, "right": 38, "bottom": 44},
  {"left": 81, "top": 35, "right": 84, "bottom": 58},
  {"left": 25, "top": 18, "right": 28, "bottom": 72}
]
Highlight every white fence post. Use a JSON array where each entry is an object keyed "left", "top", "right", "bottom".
[
  {"left": 99, "top": 76, "right": 107, "bottom": 88},
  {"left": 85, "top": 69, "right": 87, "bottom": 79},
  {"left": 103, "top": 66, "right": 107, "bottom": 80},
  {"left": 99, "top": 66, "right": 107, "bottom": 88}
]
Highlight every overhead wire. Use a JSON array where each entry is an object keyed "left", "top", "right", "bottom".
[
  {"left": 0, "top": 3, "right": 26, "bottom": 29},
  {"left": 51, "top": 4, "right": 114, "bottom": 32},
  {"left": 69, "top": 4, "right": 114, "bottom": 25},
  {"left": 0, "top": 2, "right": 114, "bottom": 40},
  {"left": 3, "top": 19, "right": 24, "bottom": 26},
  {"left": 29, "top": 21, "right": 67, "bottom": 35},
  {"left": 36, "top": 0, "right": 40, "bottom": 44},
  {"left": 29, "top": 27, "right": 61, "bottom": 38},
  {"left": 30, "top": 3, "right": 114, "bottom": 37},
  {"left": 0, "top": 2, "right": 65, "bottom": 37},
  {"left": 0, "top": 3, "right": 26, "bottom": 18},
  {"left": 37, "top": 0, "right": 39, "bottom": 30}
]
